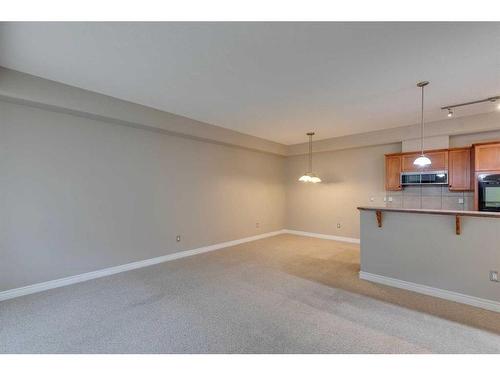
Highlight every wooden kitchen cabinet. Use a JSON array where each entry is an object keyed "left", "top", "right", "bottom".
[
  {"left": 448, "top": 148, "right": 471, "bottom": 191},
  {"left": 384, "top": 143, "right": 499, "bottom": 203},
  {"left": 401, "top": 150, "right": 448, "bottom": 172},
  {"left": 474, "top": 142, "right": 500, "bottom": 171},
  {"left": 401, "top": 153, "right": 419, "bottom": 171},
  {"left": 385, "top": 155, "right": 402, "bottom": 191}
]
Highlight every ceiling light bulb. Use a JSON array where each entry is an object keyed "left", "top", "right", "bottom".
[{"left": 447, "top": 108, "right": 453, "bottom": 117}]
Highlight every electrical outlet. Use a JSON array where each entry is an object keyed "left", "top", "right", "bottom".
[
  {"left": 388, "top": 197, "right": 393, "bottom": 202},
  {"left": 176, "top": 235, "right": 181, "bottom": 242},
  {"left": 490, "top": 271, "right": 498, "bottom": 282},
  {"left": 369, "top": 197, "right": 375, "bottom": 202},
  {"left": 336, "top": 223, "right": 341, "bottom": 229},
  {"left": 458, "top": 198, "right": 464, "bottom": 204},
  {"left": 383, "top": 197, "right": 387, "bottom": 202}
]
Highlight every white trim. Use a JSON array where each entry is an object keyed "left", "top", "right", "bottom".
[
  {"left": 0, "top": 230, "right": 286, "bottom": 302},
  {"left": 283, "top": 229, "right": 360, "bottom": 244},
  {"left": 359, "top": 271, "right": 500, "bottom": 313}
]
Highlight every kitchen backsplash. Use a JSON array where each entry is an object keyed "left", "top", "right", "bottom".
[{"left": 385, "top": 186, "right": 474, "bottom": 211}]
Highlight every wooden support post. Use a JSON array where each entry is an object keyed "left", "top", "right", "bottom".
[
  {"left": 455, "top": 215, "right": 461, "bottom": 235},
  {"left": 376, "top": 210, "right": 382, "bottom": 228}
]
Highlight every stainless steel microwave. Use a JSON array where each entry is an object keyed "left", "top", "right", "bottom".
[{"left": 400, "top": 171, "right": 448, "bottom": 186}]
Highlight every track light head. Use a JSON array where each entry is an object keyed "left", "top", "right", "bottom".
[{"left": 447, "top": 108, "right": 453, "bottom": 117}]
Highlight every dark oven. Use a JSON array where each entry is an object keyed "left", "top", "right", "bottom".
[{"left": 478, "top": 174, "right": 500, "bottom": 211}]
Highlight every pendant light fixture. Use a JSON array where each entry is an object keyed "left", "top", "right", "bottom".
[
  {"left": 414, "top": 81, "right": 432, "bottom": 167},
  {"left": 298, "top": 132, "right": 322, "bottom": 183}
]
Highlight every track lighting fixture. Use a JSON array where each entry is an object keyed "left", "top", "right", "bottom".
[{"left": 441, "top": 95, "right": 500, "bottom": 116}]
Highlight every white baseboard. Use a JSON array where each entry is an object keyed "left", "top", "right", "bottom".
[
  {"left": 0, "top": 229, "right": 358, "bottom": 303},
  {"left": 283, "top": 229, "right": 360, "bottom": 244},
  {"left": 0, "top": 230, "right": 286, "bottom": 302},
  {"left": 359, "top": 271, "right": 500, "bottom": 313}
]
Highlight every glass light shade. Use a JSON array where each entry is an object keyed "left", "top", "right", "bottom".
[
  {"left": 413, "top": 155, "right": 432, "bottom": 167},
  {"left": 310, "top": 176, "right": 322, "bottom": 183},
  {"left": 298, "top": 172, "right": 321, "bottom": 183},
  {"left": 298, "top": 174, "right": 312, "bottom": 182}
]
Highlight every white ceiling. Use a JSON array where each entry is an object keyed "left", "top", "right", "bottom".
[{"left": 0, "top": 22, "right": 499, "bottom": 145}]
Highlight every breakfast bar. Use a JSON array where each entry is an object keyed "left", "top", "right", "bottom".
[{"left": 357, "top": 207, "right": 500, "bottom": 312}]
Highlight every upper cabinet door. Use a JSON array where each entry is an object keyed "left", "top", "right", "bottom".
[
  {"left": 448, "top": 148, "right": 471, "bottom": 191},
  {"left": 385, "top": 155, "right": 402, "bottom": 191},
  {"left": 475, "top": 143, "right": 500, "bottom": 171},
  {"left": 401, "top": 153, "right": 420, "bottom": 172},
  {"left": 401, "top": 150, "right": 448, "bottom": 172}
]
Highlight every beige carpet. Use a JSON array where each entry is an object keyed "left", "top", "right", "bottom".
[
  {"left": 1, "top": 234, "right": 499, "bottom": 353},
  {"left": 277, "top": 234, "right": 500, "bottom": 335}
]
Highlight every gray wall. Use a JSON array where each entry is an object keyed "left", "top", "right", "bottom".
[
  {"left": 0, "top": 67, "right": 287, "bottom": 156},
  {"left": 450, "top": 129, "right": 500, "bottom": 147},
  {"left": 1, "top": 100, "right": 286, "bottom": 291},
  {"left": 360, "top": 210, "right": 500, "bottom": 303},
  {"left": 285, "top": 143, "right": 401, "bottom": 239},
  {"left": 287, "top": 111, "right": 500, "bottom": 155}
]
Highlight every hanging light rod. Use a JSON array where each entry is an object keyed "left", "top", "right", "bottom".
[{"left": 441, "top": 95, "right": 500, "bottom": 111}]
